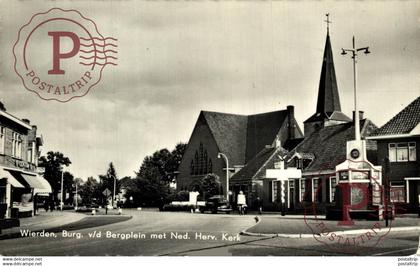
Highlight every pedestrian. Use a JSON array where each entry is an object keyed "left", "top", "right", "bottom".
[
  {"left": 49, "top": 200, "right": 55, "bottom": 212},
  {"left": 237, "top": 191, "right": 246, "bottom": 215},
  {"left": 256, "top": 197, "right": 262, "bottom": 215},
  {"left": 158, "top": 197, "right": 165, "bottom": 212},
  {"left": 43, "top": 200, "right": 49, "bottom": 212}
]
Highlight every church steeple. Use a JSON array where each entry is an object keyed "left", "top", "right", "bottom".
[
  {"left": 316, "top": 32, "right": 342, "bottom": 114},
  {"left": 304, "top": 14, "right": 351, "bottom": 136}
]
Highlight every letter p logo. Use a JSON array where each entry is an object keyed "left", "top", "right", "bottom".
[{"left": 48, "top": 31, "right": 80, "bottom": 75}]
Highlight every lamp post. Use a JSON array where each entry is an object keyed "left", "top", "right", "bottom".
[
  {"left": 75, "top": 182, "right": 78, "bottom": 211},
  {"left": 112, "top": 175, "right": 116, "bottom": 208},
  {"left": 217, "top": 152, "right": 230, "bottom": 205},
  {"left": 341, "top": 36, "right": 371, "bottom": 141},
  {"left": 60, "top": 169, "right": 64, "bottom": 211}
]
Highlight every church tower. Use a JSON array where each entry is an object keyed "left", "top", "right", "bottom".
[{"left": 304, "top": 14, "right": 351, "bottom": 136}]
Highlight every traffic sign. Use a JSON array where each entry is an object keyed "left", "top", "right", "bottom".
[{"left": 102, "top": 188, "right": 111, "bottom": 197}]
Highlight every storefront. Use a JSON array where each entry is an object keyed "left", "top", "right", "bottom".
[{"left": 0, "top": 167, "right": 51, "bottom": 218}]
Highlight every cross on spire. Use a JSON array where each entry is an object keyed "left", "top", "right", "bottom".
[{"left": 324, "top": 13, "right": 332, "bottom": 34}]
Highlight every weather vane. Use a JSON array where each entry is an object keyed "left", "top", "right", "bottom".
[{"left": 324, "top": 13, "right": 332, "bottom": 34}]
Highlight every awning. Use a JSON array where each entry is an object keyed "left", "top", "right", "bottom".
[
  {"left": 34, "top": 176, "right": 52, "bottom": 195},
  {"left": 5, "top": 170, "right": 52, "bottom": 195},
  {"left": 0, "top": 169, "right": 25, "bottom": 188},
  {"left": 21, "top": 173, "right": 45, "bottom": 189},
  {"left": 21, "top": 173, "right": 52, "bottom": 195}
]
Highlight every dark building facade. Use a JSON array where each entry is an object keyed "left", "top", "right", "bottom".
[{"left": 368, "top": 96, "right": 420, "bottom": 212}]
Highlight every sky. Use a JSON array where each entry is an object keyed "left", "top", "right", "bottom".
[{"left": 0, "top": 0, "right": 419, "bottom": 180}]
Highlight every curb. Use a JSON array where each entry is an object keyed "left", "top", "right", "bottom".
[
  {"left": 241, "top": 216, "right": 420, "bottom": 239},
  {"left": 0, "top": 215, "right": 132, "bottom": 241}
]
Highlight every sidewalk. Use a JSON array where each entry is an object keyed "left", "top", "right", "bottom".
[
  {"left": 0, "top": 210, "right": 86, "bottom": 238},
  {"left": 243, "top": 215, "right": 420, "bottom": 237}
]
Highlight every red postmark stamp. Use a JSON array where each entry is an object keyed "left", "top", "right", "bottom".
[
  {"left": 302, "top": 158, "right": 397, "bottom": 254},
  {"left": 13, "top": 8, "right": 117, "bottom": 102}
]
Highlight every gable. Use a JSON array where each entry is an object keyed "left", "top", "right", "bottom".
[{"left": 245, "top": 110, "right": 288, "bottom": 162}]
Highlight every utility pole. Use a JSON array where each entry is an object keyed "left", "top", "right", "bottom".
[{"left": 341, "top": 36, "right": 371, "bottom": 141}]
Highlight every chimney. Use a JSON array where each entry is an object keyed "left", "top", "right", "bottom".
[
  {"left": 352, "top": 111, "right": 364, "bottom": 121},
  {"left": 22, "top": 118, "right": 30, "bottom": 124},
  {"left": 287, "top": 105, "right": 295, "bottom": 139}
]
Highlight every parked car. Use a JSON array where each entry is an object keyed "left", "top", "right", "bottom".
[{"left": 199, "top": 195, "right": 232, "bottom": 214}]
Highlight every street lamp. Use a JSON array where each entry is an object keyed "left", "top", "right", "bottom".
[
  {"left": 75, "top": 181, "right": 78, "bottom": 211},
  {"left": 112, "top": 175, "right": 116, "bottom": 208},
  {"left": 60, "top": 169, "right": 64, "bottom": 211},
  {"left": 341, "top": 36, "right": 371, "bottom": 141},
  {"left": 217, "top": 152, "right": 230, "bottom": 205}
]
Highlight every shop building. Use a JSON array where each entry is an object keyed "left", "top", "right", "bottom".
[{"left": 0, "top": 107, "right": 51, "bottom": 220}]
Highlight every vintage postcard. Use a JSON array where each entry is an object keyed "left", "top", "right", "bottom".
[{"left": 0, "top": 0, "right": 419, "bottom": 265}]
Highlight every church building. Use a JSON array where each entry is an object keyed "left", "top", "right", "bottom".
[{"left": 176, "top": 106, "right": 304, "bottom": 202}]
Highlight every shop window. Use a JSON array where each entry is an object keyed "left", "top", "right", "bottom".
[
  {"left": 390, "top": 186, "right": 405, "bottom": 203},
  {"left": 272, "top": 181, "right": 278, "bottom": 202},
  {"left": 389, "top": 142, "right": 416, "bottom": 162},
  {"left": 312, "top": 178, "right": 319, "bottom": 202},
  {"left": 300, "top": 179, "right": 305, "bottom": 202},
  {"left": 330, "top": 177, "right": 337, "bottom": 202}
]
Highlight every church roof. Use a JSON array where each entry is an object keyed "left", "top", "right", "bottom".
[
  {"left": 201, "top": 111, "right": 248, "bottom": 167},
  {"left": 201, "top": 108, "right": 299, "bottom": 166},
  {"left": 304, "top": 33, "right": 350, "bottom": 124},
  {"left": 370, "top": 96, "right": 420, "bottom": 137},
  {"left": 288, "top": 119, "right": 378, "bottom": 172}
]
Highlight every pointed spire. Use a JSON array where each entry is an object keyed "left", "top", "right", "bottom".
[{"left": 315, "top": 26, "right": 342, "bottom": 114}]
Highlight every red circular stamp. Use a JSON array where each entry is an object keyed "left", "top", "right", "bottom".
[
  {"left": 13, "top": 8, "right": 118, "bottom": 102},
  {"left": 302, "top": 158, "right": 396, "bottom": 254}
]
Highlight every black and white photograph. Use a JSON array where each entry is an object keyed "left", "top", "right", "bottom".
[{"left": 0, "top": 0, "right": 419, "bottom": 265}]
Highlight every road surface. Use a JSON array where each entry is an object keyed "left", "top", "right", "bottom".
[{"left": 0, "top": 210, "right": 418, "bottom": 256}]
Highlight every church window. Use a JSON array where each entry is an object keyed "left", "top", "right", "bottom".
[{"left": 191, "top": 142, "right": 213, "bottom": 176}]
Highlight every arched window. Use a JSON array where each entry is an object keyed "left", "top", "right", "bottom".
[
  {"left": 208, "top": 159, "right": 213, "bottom": 173},
  {"left": 190, "top": 160, "right": 194, "bottom": 175},
  {"left": 191, "top": 143, "right": 212, "bottom": 176},
  {"left": 204, "top": 151, "right": 208, "bottom": 174},
  {"left": 194, "top": 151, "right": 199, "bottom": 175}
]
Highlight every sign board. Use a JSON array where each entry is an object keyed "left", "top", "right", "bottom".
[
  {"left": 102, "top": 188, "right": 111, "bottom": 197},
  {"left": 266, "top": 168, "right": 301, "bottom": 180}
]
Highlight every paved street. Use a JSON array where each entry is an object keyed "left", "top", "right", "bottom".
[{"left": 0, "top": 210, "right": 419, "bottom": 256}]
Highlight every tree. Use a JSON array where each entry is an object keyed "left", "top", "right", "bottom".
[
  {"left": 137, "top": 143, "right": 187, "bottom": 184},
  {"left": 123, "top": 143, "right": 187, "bottom": 207},
  {"left": 201, "top": 174, "right": 222, "bottom": 200},
  {"left": 62, "top": 171, "right": 74, "bottom": 204},
  {"left": 39, "top": 151, "right": 71, "bottom": 201},
  {"left": 79, "top": 177, "right": 101, "bottom": 204}
]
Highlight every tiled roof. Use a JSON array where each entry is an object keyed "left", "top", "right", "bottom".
[
  {"left": 202, "top": 111, "right": 248, "bottom": 166},
  {"left": 202, "top": 109, "right": 301, "bottom": 166},
  {"left": 370, "top": 96, "right": 420, "bottom": 136},
  {"left": 230, "top": 147, "right": 288, "bottom": 183},
  {"left": 288, "top": 119, "right": 378, "bottom": 172}
]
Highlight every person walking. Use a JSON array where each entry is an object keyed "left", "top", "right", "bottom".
[
  {"left": 43, "top": 200, "right": 49, "bottom": 212},
  {"left": 256, "top": 196, "right": 263, "bottom": 215},
  {"left": 237, "top": 191, "right": 246, "bottom": 215}
]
